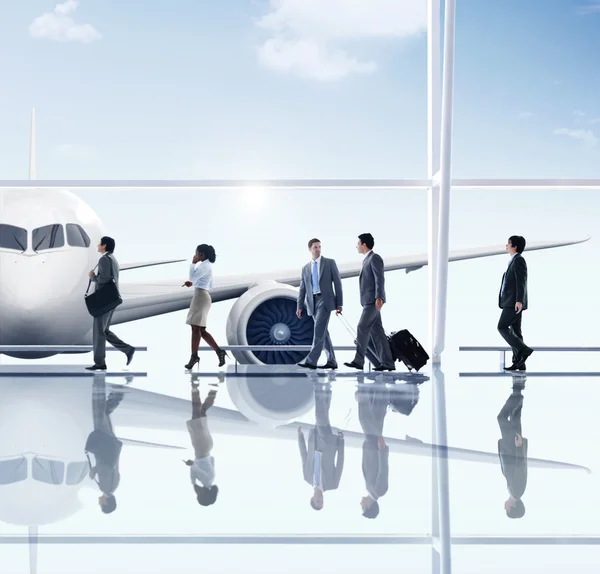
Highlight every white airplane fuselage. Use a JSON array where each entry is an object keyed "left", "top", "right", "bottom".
[{"left": 0, "top": 189, "right": 105, "bottom": 358}]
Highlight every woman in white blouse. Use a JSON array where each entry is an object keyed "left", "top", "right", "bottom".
[
  {"left": 184, "top": 380, "right": 219, "bottom": 507},
  {"left": 183, "top": 244, "right": 227, "bottom": 370}
]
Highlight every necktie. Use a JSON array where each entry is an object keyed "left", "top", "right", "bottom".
[
  {"left": 314, "top": 451, "right": 321, "bottom": 487},
  {"left": 312, "top": 261, "right": 319, "bottom": 293}
]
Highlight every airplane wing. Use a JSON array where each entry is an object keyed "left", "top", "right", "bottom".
[
  {"left": 110, "top": 384, "right": 590, "bottom": 472},
  {"left": 120, "top": 259, "right": 186, "bottom": 271},
  {"left": 113, "top": 237, "right": 589, "bottom": 324}
]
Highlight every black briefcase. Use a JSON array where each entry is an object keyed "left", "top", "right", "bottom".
[
  {"left": 84, "top": 258, "right": 123, "bottom": 318},
  {"left": 389, "top": 330, "right": 429, "bottom": 372}
]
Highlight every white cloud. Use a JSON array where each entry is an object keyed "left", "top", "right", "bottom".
[
  {"left": 554, "top": 127, "right": 598, "bottom": 147},
  {"left": 572, "top": 110, "right": 600, "bottom": 126},
  {"left": 577, "top": 1, "right": 600, "bottom": 14},
  {"left": 518, "top": 111, "right": 534, "bottom": 119},
  {"left": 256, "top": 0, "right": 426, "bottom": 81},
  {"left": 29, "top": 1, "right": 101, "bottom": 43},
  {"left": 258, "top": 37, "right": 376, "bottom": 82}
]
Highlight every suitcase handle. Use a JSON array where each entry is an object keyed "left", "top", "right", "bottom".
[{"left": 336, "top": 313, "right": 358, "bottom": 345}]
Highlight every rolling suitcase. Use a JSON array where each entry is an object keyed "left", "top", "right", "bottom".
[
  {"left": 389, "top": 330, "right": 429, "bottom": 372},
  {"left": 337, "top": 314, "right": 429, "bottom": 372}
]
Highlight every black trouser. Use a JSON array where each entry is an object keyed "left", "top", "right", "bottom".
[{"left": 498, "top": 307, "right": 526, "bottom": 362}]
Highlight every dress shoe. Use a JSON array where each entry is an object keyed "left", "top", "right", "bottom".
[
  {"left": 85, "top": 364, "right": 107, "bottom": 371},
  {"left": 297, "top": 362, "right": 317, "bottom": 369},
  {"left": 318, "top": 361, "right": 338, "bottom": 369},
  {"left": 126, "top": 347, "right": 135, "bottom": 366},
  {"left": 343, "top": 361, "right": 364, "bottom": 370},
  {"left": 504, "top": 363, "right": 525, "bottom": 371},
  {"left": 373, "top": 365, "right": 395, "bottom": 372},
  {"left": 514, "top": 347, "right": 533, "bottom": 368}
]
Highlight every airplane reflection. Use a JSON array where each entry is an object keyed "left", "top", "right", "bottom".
[{"left": 0, "top": 368, "right": 591, "bottom": 574}]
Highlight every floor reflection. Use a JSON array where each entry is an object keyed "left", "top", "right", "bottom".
[{"left": 0, "top": 364, "right": 594, "bottom": 574}]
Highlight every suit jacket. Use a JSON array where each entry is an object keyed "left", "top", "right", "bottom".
[
  {"left": 362, "top": 438, "right": 389, "bottom": 500},
  {"left": 498, "top": 436, "right": 528, "bottom": 500},
  {"left": 499, "top": 253, "right": 527, "bottom": 310},
  {"left": 92, "top": 253, "right": 120, "bottom": 292},
  {"left": 297, "top": 256, "right": 343, "bottom": 316},
  {"left": 359, "top": 251, "right": 386, "bottom": 307},
  {"left": 298, "top": 428, "right": 344, "bottom": 491},
  {"left": 357, "top": 384, "right": 389, "bottom": 500}
]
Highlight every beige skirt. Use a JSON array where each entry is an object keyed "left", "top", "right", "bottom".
[
  {"left": 186, "top": 288, "right": 212, "bottom": 326},
  {"left": 186, "top": 417, "right": 214, "bottom": 458}
]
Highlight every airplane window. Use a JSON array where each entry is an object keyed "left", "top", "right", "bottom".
[
  {"left": 0, "top": 224, "right": 27, "bottom": 252},
  {"left": 66, "top": 461, "right": 89, "bottom": 485},
  {"left": 0, "top": 457, "right": 27, "bottom": 484},
  {"left": 32, "top": 457, "right": 64, "bottom": 485},
  {"left": 32, "top": 224, "right": 65, "bottom": 252},
  {"left": 66, "top": 224, "right": 91, "bottom": 248}
]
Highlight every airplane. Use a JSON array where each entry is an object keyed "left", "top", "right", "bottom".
[
  {"left": 0, "top": 370, "right": 590, "bottom": 574},
  {"left": 0, "top": 110, "right": 590, "bottom": 365}
]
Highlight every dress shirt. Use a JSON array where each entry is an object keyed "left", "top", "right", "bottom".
[
  {"left": 189, "top": 260, "right": 213, "bottom": 290},
  {"left": 190, "top": 455, "right": 215, "bottom": 487}
]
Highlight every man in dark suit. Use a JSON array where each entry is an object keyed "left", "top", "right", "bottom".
[
  {"left": 297, "top": 383, "right": 345, "bottom": 510},
  {"left": 297, "top": 238, "right": 343, "bottom": 369},
  {"left": 87, "top": 236, "right": 135, "bottom": 371},
  {"left": 497, "top": 378, "right": 527, "bottom": 519},
  {"left": 86, "top": 375, "right": 123, "bottom": 514},
  {"left": 498, "top": 235, "right": 534, "bottom": 371},
  {"left": 356, "top": 381, "right": 389, "bottom": 519},
  {"left": 345, "top": 233, "right": 395, "bottom": 372}
]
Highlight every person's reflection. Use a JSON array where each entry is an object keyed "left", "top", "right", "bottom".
[
  {"left": 85, "top": 374, "right": 123, "bottom": 514},
  {"left": 497, "top": 376, "right": 527, "bottom": 519},
  {"left": 356, "top": 380, "right": 389, "bottom": 519},
  {"left": 298, "top": 381, "right": 345, "bottom": 511},
  {"left": 184, "top": 379, "right": 219, "bottom": 507}
]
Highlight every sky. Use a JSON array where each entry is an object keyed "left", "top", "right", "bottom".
[{"left": 0, "top": 0, "right": 599, "bottom": 178}]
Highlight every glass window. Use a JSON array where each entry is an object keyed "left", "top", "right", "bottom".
[
  {"left": 0, "top": 457, "right": 27, "bottom": 484},
  {"left": 0, "top": 224, "right": 27, "bottom": 252},
  {"left": 66, "top": 224, "right": 91, "bottom": 248},
  {"left": 32, "top": 224, "right": 64, "bottom": 252},
  {"left": 32, "top": 457, "right": 64, "bottom": 485},
  {"left": 66, "top": 461, "right": 90, "bottom": 485}
]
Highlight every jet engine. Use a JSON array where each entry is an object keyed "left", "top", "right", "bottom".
[{"left": 226, "top": 281, "right": 315, "bottom": 365}]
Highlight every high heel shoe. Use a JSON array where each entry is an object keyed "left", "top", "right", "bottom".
[
  {"left": 185, "top": 354, "right": 199, "bottom": 370},
  {"left": 217, "top": 349, "right": 228, "bottom": 367}
]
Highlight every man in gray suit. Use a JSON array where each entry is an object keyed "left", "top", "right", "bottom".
[
  {"left": 356, "top": 381, "right": 389, "bottom": 519},
  {"left": 296, "top": 238, "right": 343, "bottom": 369},
  {"left": 297, "top": 382, "right": 345, "bottom": 511},
  {"left": 345, "top": 233, "right": 395, "bottom": 372},
  {"left": 86, "top": 236, "right": 135, "bottom": 371}
]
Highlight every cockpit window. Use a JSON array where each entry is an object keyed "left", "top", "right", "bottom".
[
  {"left": 32, "top": 457, "right": 64, "bottom": 485},
  {"left": 32, "top": 224, "right": 65, "bottom": 252},
  {"left": 0, "top": 457, "right": 27, "bottom": 484},
  {"left": 0, "top": 224, "right": 27, "bottom": 252},
  {"left": 66, "top": 461, "right": 90, "bottom": 485},
  {"left": 66, "top": 223, "right": 91, "bottom": 248}
]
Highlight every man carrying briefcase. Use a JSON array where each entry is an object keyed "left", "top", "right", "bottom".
[{"left": 86, "top": 236, "right": 135, "bottom": 371}]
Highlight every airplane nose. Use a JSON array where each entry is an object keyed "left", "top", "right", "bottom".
[{"left": 0, "top": 252, "right": 88, "bottom": 345}]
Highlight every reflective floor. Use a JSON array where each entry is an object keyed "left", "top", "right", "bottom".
[{"left": 0, "top": 351, "right": 599, "bottom": 573}]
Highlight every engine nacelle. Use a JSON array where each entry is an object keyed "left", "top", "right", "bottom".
[
  {"left": 226, "top": 281, "right": 315, "bottom": 365},
  {"left": 226, "top": 366, "right": 316, "bottom": 427}
]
